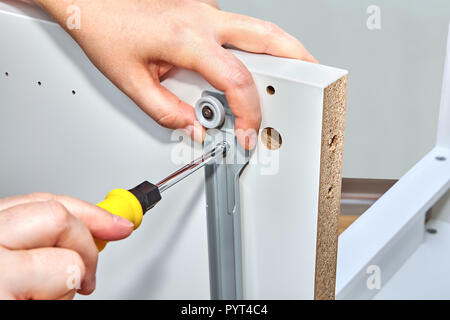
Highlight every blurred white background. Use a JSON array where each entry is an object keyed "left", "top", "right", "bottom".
[{"left": 219, "top": 0, "right": 450, "bottom": 179}]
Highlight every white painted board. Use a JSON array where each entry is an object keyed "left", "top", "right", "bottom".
[
  {"left": 0, "top": 1, "right": 347, "bottom": 299},
  {"left": 374, "top": 218, "right": 450, "bottom": 299}
]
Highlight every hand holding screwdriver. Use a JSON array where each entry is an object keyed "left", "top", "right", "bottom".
[{"left": 95, "top": 142, "right": 229, "bottom": 251}]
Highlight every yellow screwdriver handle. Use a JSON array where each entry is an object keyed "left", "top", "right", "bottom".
[{"left": 95, "top": 189, "right": 144, "bottom": 251}]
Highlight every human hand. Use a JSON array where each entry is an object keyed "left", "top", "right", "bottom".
[
  {"left": 0, "top": 193, "right": 133, "bottom": 299},
  {"left": 35, "top": 0, "right": 317, "bottom": 149}
]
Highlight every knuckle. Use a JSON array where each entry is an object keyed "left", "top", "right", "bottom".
[
  {"left": 169, "top": 20, "right": 191, "bottom": 40},
  {"left": 227, "top": 63, "right": 253, "bottom": 90},
  {"left": 155, "top": 111, "right": 174, "bottom": 128},
  {"left": 165, "top": 15, "right": 207, "bottom": 54},
  {"left": 27, "top": 192, "right": 54, "bottom": 202},
  {"left": 44, "top": 201, "right": 71, "bottom": 233},
  {"left": 155, "top": 109, "right": 182, "bottom": 129},
  {"left": 263, "top": 21, "right": 283, "bottom": 35},
  {"left": 167, "top": 35, "right": 203, "bottom": 69}
]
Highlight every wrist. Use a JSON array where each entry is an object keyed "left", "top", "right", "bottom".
[{"left": 35, "top": 0, "right": 85, "bottom": 32}]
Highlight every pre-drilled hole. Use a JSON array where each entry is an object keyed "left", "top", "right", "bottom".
[
  {"left": 37, "top": 81, "right": 41, "bottom": 86},
  {"left": 261, "top": 127, "right": 282, "bottom": 150},
  {"left": 72, "top": 90, "right": 76, "bottom": 95},
  {"left": 329, "top": 135, "right": 337, "bottom": 151},
  {"left": 5, "top": 72, "right": 8, "bottom": 77},
  {"left": 266, "top": 85, "right": 275, "bottom": 95},
  {"left": 327, "top": 186, "right": 333, "bottom": 197}
]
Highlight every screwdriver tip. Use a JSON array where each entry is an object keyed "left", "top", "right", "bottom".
[{"left": 221, "top": 141, "right": 230, "bottom": 155}]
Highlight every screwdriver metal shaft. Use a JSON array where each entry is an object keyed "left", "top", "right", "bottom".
[
  {"left": 156, "top": 141, "right": 229, "bottom": 193},
  {"left": 96, "top": 141, "right": 229, "bottom": 251}
]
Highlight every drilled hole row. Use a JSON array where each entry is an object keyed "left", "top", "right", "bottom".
[
  {"left": 5, "top": 70, "right": 280, "bottom": 150},
  {"left": 4, "top": 72, "right": 76, "bottom": 95},
  {"left": 6, "top": 71, "right": 280, "bottom": 149},
  {"left": 5, "top": 71, "right": 274, "bottom": 98}
]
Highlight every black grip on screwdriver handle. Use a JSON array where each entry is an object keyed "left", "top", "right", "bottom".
[{"left": 128, "top": 181, "right": 162, "bottom": 213}]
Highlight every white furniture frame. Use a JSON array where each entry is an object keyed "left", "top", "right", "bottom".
[
  {"left": 3, "top": 1, "right": 450, "bottom": 300},
  {"left": 0, "top": 1, "right": 347, "bottom": 299},
  {"left": 336, "top": 24, "right": 450, "bottom": 299}
]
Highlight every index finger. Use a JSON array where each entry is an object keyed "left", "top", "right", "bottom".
[
  {"left": 0, "top": 193, "right": 133, "bottom": 241},
  {"left": 170, "top": 45, "right": 261, "bottom": 149},
  {"left": 218, "top": 12, "right": 318, "bottom": 63}
]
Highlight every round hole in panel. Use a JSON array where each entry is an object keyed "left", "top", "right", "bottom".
[
  {"left": 260, "top": 127, "right": 282, "bottom": 150},
  {"left": 266, "top": 85, "right": 275, "bottom": 95}
]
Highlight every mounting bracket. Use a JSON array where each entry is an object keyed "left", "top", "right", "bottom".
[{"left": 199, "top": 91, "right": 249, "bottom": 300}]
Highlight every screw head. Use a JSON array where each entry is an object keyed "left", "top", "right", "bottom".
[{"left": 202, "top": 105, "right": 214, "bottom": 120}]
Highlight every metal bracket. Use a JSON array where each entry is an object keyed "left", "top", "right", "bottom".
[{"left": 201, "top": 91, "right": 249, "bottom": 300}]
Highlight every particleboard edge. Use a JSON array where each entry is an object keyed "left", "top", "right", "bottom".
[{"left": 314, "top": 74, "right": 348, "bottom": 300}]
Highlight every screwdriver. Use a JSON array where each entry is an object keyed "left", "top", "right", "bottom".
[{"left": 94, "top": 141, "right": 229, "bottom": 251}]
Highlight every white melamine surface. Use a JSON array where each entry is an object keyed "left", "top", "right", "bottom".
[
  {"left": 0, "top": 2, "right": 346, "bottom": 299},
  {"left": 336, "top": 146, "right": 450, "bottom": 299},
  {"left": 336, "top": 24, "right": 450, "bottom": 300},
  {"left": 0, "top": 4, "right": 210, "bottom": 299},
  {"left": 374, "top": 219, "right": 450, "bottom": 299}
]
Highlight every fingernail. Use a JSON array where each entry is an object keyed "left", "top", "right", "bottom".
[
  {"left": 236, "top": 128, "right": 258, "bottom": 150},
  {"left": 183, "top": 122, "right": 205, "bottom": 143},
  {"left": 183, "top": 125, "right": 194, "bottom": 138},
  {"left": 80, "top": 277, "right": 96, "bottom": 295},
  {"left": 113, "top": 215, "right": 134, "bottom": 228}
]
